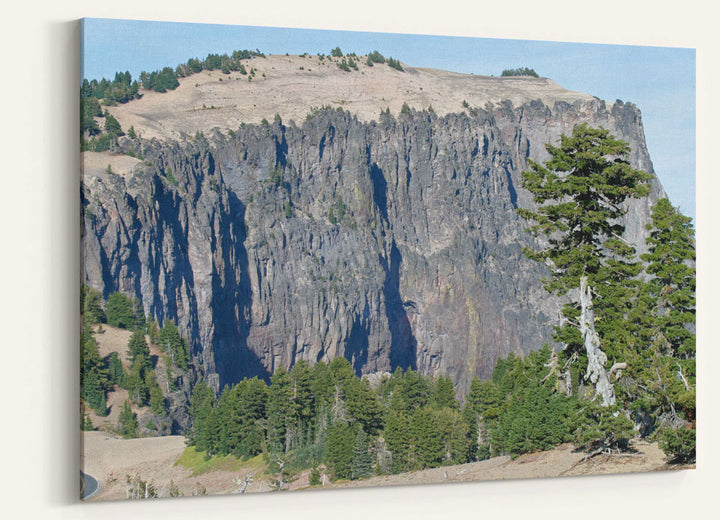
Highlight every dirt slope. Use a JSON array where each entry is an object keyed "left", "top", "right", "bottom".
[{"left": 81, "top": 431, "right": 688, "bottom": 501}]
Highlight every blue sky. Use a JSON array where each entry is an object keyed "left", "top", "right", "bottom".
[{"left": 81, "top": 18, "right": 696, "bottom": 221}]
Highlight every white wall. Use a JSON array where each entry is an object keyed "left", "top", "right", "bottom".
[{"left": 1, "top": 1, "right": 716, "bottom": 518}]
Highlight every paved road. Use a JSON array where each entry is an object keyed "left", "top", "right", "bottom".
[{"left": 80, "top": 471, "right": 99, "bottom": 500}]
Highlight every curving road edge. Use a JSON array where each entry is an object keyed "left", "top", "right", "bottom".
[{"left": 80, "top": 471, "right": 101, "bottom": 500}]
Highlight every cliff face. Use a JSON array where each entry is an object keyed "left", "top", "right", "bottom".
[{"left": 81, "top": 98, "right": 664, "bottom": 393}]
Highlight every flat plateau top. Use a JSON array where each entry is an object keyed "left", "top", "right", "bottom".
[{"left": 103, "top": 54, "right": 595, "bottom": 141}]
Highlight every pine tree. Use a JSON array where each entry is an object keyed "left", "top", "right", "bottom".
[
  {"left": 266, "top": 366, "right": 296, "bottom": 453},
  {"left": 518, "top": 124, "right": 652, "bottom": 406},
  {"left": 188, "top": 380, "right": 216, "bottom": 447},
  {"left": 324, "top": 423, "right": 355, "bottom": 480},
  {"left": 351, "top": 429, "right": 373, "bottom": 479},
  {"left": 81, "top": 285, "right": 106, "bottom": 324},
  {"left": 106, "top": 292, "right": 135, "bottom": 329},
  {"left": 343, "top": 378, "right": 383, "bottom": 435},
  {"left": 641, "top": 198, "right": 696, "bottom": 359},
  {"left": 118, "top": 400, "right": 138, "bottom": 438},
  {"left": 432, "top": 375, "right": 458, "bottom": 410},
  {"left": 410, "top": 407, "right": 443, "bottom": 469},
  {"left": 158, "top": 320, "right": 189, "bottom": 370},
  {"left": 80, "top": 324, "right": 109, "bottom": 415},
  {"left": 127, "top": 329, "right": 151, "bottom": 367},
  {"left": 106, "top": 351, "right": 126, "bottom": 387}
]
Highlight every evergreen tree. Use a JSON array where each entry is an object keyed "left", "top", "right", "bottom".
[
  {"left": 324, "top": 423, "right": 355, "bottom": 480},
  {"left": 188, "top": 380, "right": 216, "bottom": 448},
  {"left": 383, "top": 409, "right": 411, "bottom": 473},
  {"left": 80, "top": 324, "right": 109, "bottom": 415},
  {"left": 410, "top": 407, "right": 443, "bottom": 469},
  {"left": 343, "top": 378, "right": 383, "bottom": 435},
  {"left": 158, "top": 320, "right": 189, "bottom": 370},
  {"left": 290, "top": 360, "right": 315, "bottom": 427},
  {"left": 311, "top": 361, "right": 334, "bottom": 409},
  {"left": 106, "top": 292, "right": 135, "bottom": 329},
  {"left": 103, "top": 111, "right": 124, "bottom": 137},
  {"left": 642, "top": 198, "right": 696, "bottom": 359},
  {"left": 118, "top": 399, "right": 138, "bottom": 438},
  {"left": 81, "top": 413, "right": 94, "bottom": 431},
  {"left": 432, "top": 375, "right": 458, "bottom": 410},
  {"left": 351, "top": 429, "right": 373, "bottom": 479},
  {"left": 146, "top": 370, "right": 166, "bottom": 414},
  {"left": 266, "top": 365, "right": 296, "bottom": 453},
  {"left": 435, "top": 407, "right": 471, "bottom": 464},
  {"left": 106, "top": 351, "right": 126, "bottom": 387},
  {"left": 396, "top": 369, "right": 432, "bottom": 413},
  {"left": 133, "top": 298, "right": 146, "bottom": 331},
  {"left": 81, "top": 285, "right": 105, "bottom": 324},
  {"left": 127, "top": 329, "right": 151, "bottom": 368},
  {"left": 518, "top": 124, "right": 652, "bottom": 406}
]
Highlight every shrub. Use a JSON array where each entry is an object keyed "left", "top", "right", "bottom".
[
  {"left": 501, "top": 67, "right": 539, "bottom": 77},
  {"left": 387, "top": 58, "right": 403, "bottom": 72},
  {"left": 659, "top": 427, "right": 696, "bottom": 463}
]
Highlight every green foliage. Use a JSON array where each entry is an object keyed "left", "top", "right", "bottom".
[
  {"left": 118, "top": 400, "right": 138, "bottom": 438},
  {"left": 80, "top": 324, "right": 109, "bottom": 415},
  {"left": 641, "top": 198, "right": 696, "bottom": 358},
  {"left": 324, "top": 423, "right": 356, "bottom": 479},
  {"left": 81, "top": 413, "right": 94, "bottom": 431},
  {"left": 309, "top": 466, "right": 322, "bottom": 486},
  {"left": 501, "top": 67, "right": 539, "bottom": 77},
  {"left": 81, "top": 285, "right": 106, "bottom": 324},
  {"left": 106, "top": 292, "right": 135, "bottom": 329},
  {"left": 80, "top": 97, "right": 102, "bottom": 136},
  {"left": 367, "top": 50, "right": 385, "bottom": 64},
  {"left": 432, "top": 375, "right": 458, "bottom": 410},
  {"left": 147, "top": 371, "right": 166, "bottom": 414},
  {"left": 269, "top": 163, "right": 282, "bottom": 185},
  {"left": 284, "top": 199, "right": 292, "bottom": 219},
  {"left": 351, "top": 429, "right": 373, "bottom": 479},
  {"left": 164, "top": 166, "right": 178, "bottom": 186},
  {"left": 574, "top": 404, "right": 634, "bottom": 452},
  {"left": 331, "top": 47, "right": 343, "bottom": 57},
  {"left": 387, "top": 58, "right": 404, "bottom": 71},
  {"left": 158, "top": 320, "right": 189, "bottom": 370},
  {"left": 127, "top": 329, "right": 151, "bottom": 367},
  {"left": 400, "top": 102, "right": 411, "bottom": 115},
  {"left": 518, "top": 124, "right": 652, "bottom": 371},
  {"left": 188, "top": 380, "right": 217, "bottom": 450},
  {"left": 103, "top": 111, "right": 124, "bottom": 137},
  {"left": 106, "top": 351, "right": 126, "bottom": 387},
  {"left": 658, "top": 427, "right": 696, "bottom": 463},
  {"left": 266, "top": 365, "right": 294, "bottom": 453}
]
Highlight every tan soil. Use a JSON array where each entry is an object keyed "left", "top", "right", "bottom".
[
  {"left": 81, "top": 151, "right": 141, "bottom": 177},
  {"left": 81, "top": 431, "right": 689, "bottom": 502},
  {"left": 103, "top": 54, "right": 595, "bottom": 142},
  {"left": 84, "top": 324, "right": 166, "bottom": 434}
]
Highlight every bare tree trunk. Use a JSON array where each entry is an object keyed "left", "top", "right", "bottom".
[{"left": 579, "top": 275, "right": 615, "bottom": 406}]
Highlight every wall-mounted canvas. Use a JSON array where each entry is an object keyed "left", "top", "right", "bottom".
[{"left": 79, "top": 18, "right": 696, "bottom": 501}]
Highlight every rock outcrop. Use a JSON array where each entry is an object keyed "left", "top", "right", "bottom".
[{"left": 81, "top": 98, "right": 664, "bottom": 394}]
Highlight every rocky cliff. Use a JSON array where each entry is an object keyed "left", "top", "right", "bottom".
[{"left": 81, "top": 97, "right": 665, "bottom": 393}]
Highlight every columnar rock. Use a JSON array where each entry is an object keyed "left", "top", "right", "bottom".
[{"left": 81, "top": 99, "right": 664, "bottom": 393}]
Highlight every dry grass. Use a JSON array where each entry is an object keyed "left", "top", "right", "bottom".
[
  {"left": 81, "top": 430, "right": 688, "bottom": 502},
  {"left": 104, "top": 54, "right": 595, "bottom": 141}
]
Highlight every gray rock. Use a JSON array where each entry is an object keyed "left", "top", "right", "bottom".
[{"left": 81, "top": 99, "right": 663, "bottom": 395}]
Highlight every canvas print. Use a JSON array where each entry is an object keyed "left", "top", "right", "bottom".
[{"left": 79, "top": 18, "right": 696, "bottom": 500}]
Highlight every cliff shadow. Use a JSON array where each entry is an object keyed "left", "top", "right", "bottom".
[
  {"left": 369, "top": 162, "right": 389, "bottom": 223},
  {"left": 345, "top": 301, "right": 370, "bottom": 376},
  {"left": 384, "top": 240, "right": 417, "bottom": 371},
  {"left": 211, "top": 191, "right": 269, "bottom": 387}
]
